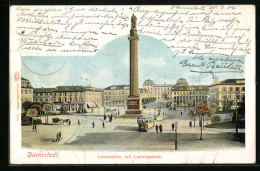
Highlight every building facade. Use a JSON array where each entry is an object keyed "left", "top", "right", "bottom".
[
  {"left": 209, "top": 79, "right": 245, "bottom": 107},
  {"left": 33, "top": 88, "right": 54, "bottom": 104},
  {"left": 21, "top": 77, "right": 34, "bottom": 103},
  {"left": 103, "top": 85, "right": 129, "bottom": 107},
  {"left": 103, "top": 85, "right": 151, "bottom": 107},
  {"left": 52, "top": 86, "right": 102, "bottom": 113},
  {"left": 143, "top": 79, "right": 173, "bottom": 101},
  {"left": 172, "top": 85, "right": 209, "bottom": 107}
]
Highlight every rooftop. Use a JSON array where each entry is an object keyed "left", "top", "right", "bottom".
[
  {"left": 34, "top": 88, "right": 55, "bottom": 93},
  {"left": 210, "top": 79, "right": 245, "bottom": 86}
]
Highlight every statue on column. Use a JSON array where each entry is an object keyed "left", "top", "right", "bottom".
[{"left": 131, "top": 13, "right": 137, "bottom": 28}]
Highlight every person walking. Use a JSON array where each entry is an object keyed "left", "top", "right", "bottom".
[
  {"left": 159, "top": 124, "right": 163, "bottom": 133},
  {"left": 33, "top": 124, "right": 35, "bottom": 131},
  {"left": 69, "top": 120, "right": 71, "bottom": 125},
  {"left": 35, "top": 125, "right": 37, "bottom": 132},
  {"left": 56, "top": 132, "right": 59, "bottom": 142},
  {"left": 102, "top": 121, "right": 105, "bottom": 128},
  {"left": 171, "top": 123, "right": 175, "bottom": 131},
  {"left": 181, "top": 111, "right": 182, "bottom": 116},
  {"left": 92, "top": 121, "right": 95, "bottom": 128},
  {"left": 155, "top": 124, "right": 159, "bottom": 133},
  {"left": 189, "top": 121, "right": 192, "bottom": 127},
  {"left": 78, "top": 119, "right": 80, "bottom": 125}
]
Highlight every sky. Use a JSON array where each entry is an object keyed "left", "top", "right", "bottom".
[{"left": 21, "top": 34, "right": 244, "bottom": 88}]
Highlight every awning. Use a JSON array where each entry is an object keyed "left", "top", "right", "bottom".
[{"left": 87, "top": 102, "right": 97, "bottom": 108}]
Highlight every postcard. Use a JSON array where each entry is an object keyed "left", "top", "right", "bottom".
[{"left": 9, "top": 5, "right": 255, "bottom": 164}]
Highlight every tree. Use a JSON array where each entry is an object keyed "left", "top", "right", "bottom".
[
  {"left": 60, "top": 104, "right": 67, "bottom": 114},
  {"left": 186, "top": 100, "right": 193, "bottom": 107},
  {"left": 210, "top": 103, "right": 218, "bottom": 112},
  {"left": 211, "top": 115, "right": 221, "bottom": 124},
  {"left": 31, "top": 104, "right": 42, "bottom": 115},
  {"left": 22, "top": 101, "right": 32, "bottom": 111},
  {"left": 43, "top": 104, "right": 52, "bottom": 124},
  {"left": 26, "top": 108, "right": 38, "bottom": 117},
  {"left": 195, "top": 101, "right": 213, "bottom": 140}
]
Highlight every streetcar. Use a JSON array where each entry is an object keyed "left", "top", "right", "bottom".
[{"left": 137, "top": 115, "right": 155, "bottom": 132}]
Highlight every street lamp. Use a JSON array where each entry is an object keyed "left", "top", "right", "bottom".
[{"left": 175, "top": 121, "right": 178, "bottom": 150}]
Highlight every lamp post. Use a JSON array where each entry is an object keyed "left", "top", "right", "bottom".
[
  {"left": 175, "top": 121, "right": 178, "bottom": 150},
  {"left": 235, "top": 98, "right": 239, "bottom": 139}
]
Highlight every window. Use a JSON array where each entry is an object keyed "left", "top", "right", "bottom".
[
  {"left": 235, "top": 87, "right": 240, "bottom": 92},
  {"left": 65, "top": 92, "right": 67, "bottom": 96},
  {"left": 222, "top": 87, "right": 227, "bottom": 92},
  {"left": 230, "top": 87, "right": 233, "bottom": 92},
  {"left": 45, "top": 99, "right": 48, "bottom": 101},
  {"left": 25, "top": 90, "right": 27, "bottom": 94},
  {"left": 242, "top": 87, "right": 245, "bottom": 91}
]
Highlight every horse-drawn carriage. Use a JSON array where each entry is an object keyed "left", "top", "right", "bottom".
[{"left": 52, "top": 118, "right": 70, "bottom": 125}]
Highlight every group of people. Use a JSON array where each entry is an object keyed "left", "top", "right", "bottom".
[
  {"left": 104, "top": 114, "right": 114, "bottom": 122},
  {"left": 92, "top": 121, "right": 105, "bottom": 128},
  {"left": 155, "top": 124, "right": 163, "bottom": 133},
  {"left": 32, "top": 124, "right": 37, "bottom": 132}
]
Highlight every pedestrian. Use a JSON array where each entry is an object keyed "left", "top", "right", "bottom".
[
  {"left": 181, "top": 111, "right": 182, "bottom": 116},
  {"left": 171, "top": 123, "right": 175, "bottom": 131},
  {"left": 155, "top": 124, "right": 158, "bottom": 133},
  {"left": 78, "top": 119, "right": 80, "bottom": 125},
  {"left": 59, "top": 131, "right": 62, "bottom": 141},
  {"left": 35, "top": 125, "right": 37, "bottom": 132},
  {"left": 189, "top": 121, "right": 192, "bottom": 127},
  {"left": 33, "top": 124, "right": 35, "bottom": 131},
  {"left": 92, "top": 121, "right": 95, "bottom": 128},
  {"left": 56, "top": 132, "right": 59, "bottom": 142},
  {"left": 159, "top": 124, "right": 163, "bottom": 133},
  {"left": 69, "top": 120, "right": 71, "bottom": 125},
  {"left": 102, "top": 121, "right": 105, "bottom": 128}
]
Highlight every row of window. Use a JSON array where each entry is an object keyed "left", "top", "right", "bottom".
[
  {"left": 145, "top": 87, "right": 171, "bottom": 91},
  {"left": 174, "top": 96, "right": 207, "bottom": 100},
  {"left": 222, "top": 95, "right": 244, "bottom": 100},
  {"left": 34, "top": 98, "right": 51, "bottom": 102},
  {"left": 21, "top": 89, "right": 32, "bottom": 94},
  {"left": 53, "top": 97, "right": 83, "bottom": 102},
  {"left": 21, "top": 97, "right": 33, "bottom": 102},
  {"left": 34, "top": 93, "right": 52, "bottom": 96},
  {"left": 105, "top": 96, "right": 127, "bottom": 101},
  {"left": 222, "top": 87, "right": 245, "bottom": 92},
  {"left": 173, "top": 91, "right": 208, "bottom": 95},
  {"left": 104, "top": 91, "right": 129, "bottom": 95},
  {"left": 53, "top": 92, "right": 82, "bottom": 96},
  {"left": 105, "top": 102, "right": 127, "bottom": 106}
]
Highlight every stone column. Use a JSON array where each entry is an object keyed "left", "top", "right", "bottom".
[{"left": 126, "top": 13, "right": 142, "bottom": 114}]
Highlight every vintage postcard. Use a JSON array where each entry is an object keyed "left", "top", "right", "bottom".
[{"left": 9, "top": 5, "right": 255, "bottom": 164}]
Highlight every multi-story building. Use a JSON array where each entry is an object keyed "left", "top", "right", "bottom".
[
  {"left": 143, "top": 79, "right": 173, "bottom": 101},
  {"left": 103, "top": 85, "right": 129, "bottom": 107},
  {"left": 172, "top": 85, "right": 209, "bottom": 107},
  {"left": 21, "top": 77, "right": 34, "bottom": 103},
  {"left": 52, "top": 86, "right": 102, "bottom": 113},
  {"left": 209, "top": 79, "right": 245, "bottom": 107},
  {"left": 33, "top": 88, "right": 55, "bottom": 104},
  {"left": 103, "top": 85, "right": 151, "bottom": 107}
]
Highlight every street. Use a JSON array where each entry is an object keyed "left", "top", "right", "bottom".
[{"left": 22, "top": 102, "right": 245, "bottom": 151}]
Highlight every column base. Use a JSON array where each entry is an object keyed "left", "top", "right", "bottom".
[
  {"left": 125, "top": 109, "right": 142, "bottom": 114},
  {"left": 126, "top": 95, "right": 142, "bottom": 114}
]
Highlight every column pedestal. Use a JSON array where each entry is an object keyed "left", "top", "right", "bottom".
[{"left": 125, "top": 96, "right": 142, "bottom": 114}]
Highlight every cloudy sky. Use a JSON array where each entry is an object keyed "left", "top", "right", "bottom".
[{"left": 22, "top": 34, "right": 244, "bottom": 88}]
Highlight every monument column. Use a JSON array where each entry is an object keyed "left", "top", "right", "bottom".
[{"left": 126, "top": 13, "right": 142, "bottom": 114}]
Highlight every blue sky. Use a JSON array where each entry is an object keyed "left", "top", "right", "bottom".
[{"left": 22, "top": 34, "right": 244, "bottom": 88}]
